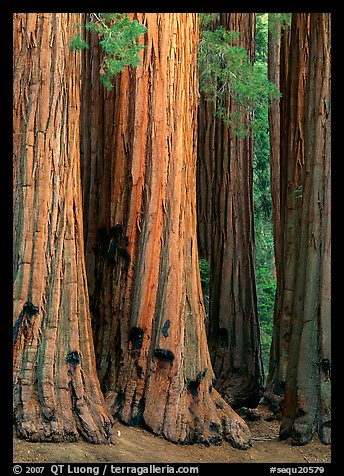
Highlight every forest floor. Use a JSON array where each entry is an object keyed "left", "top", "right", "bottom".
[{"left": 13, "top": 405, "right": 331, "bottom": 464}]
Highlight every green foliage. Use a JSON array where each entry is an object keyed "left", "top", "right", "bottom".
[
  {"left": 199, "top": 258, "right": 210, "bottom": 294},
  {"left": 268, "top": 13, "right": 292, "bottom": 41},
  {"left": 199, "top": 13, "right": 220, "bottom": 30},
  {"left": 70, "top": 13, "right": 147, "bottom": 89},
  {"left": 255, "top": 13, "right": 269, "bottom": 63},
  {"left": 254, "top": 220, "right": 276, "bottom": 366},
  {"left": 198, "top": 22, "right": 281, "bottom": 137},
  {"left": 69, "top": 32, "right": 89, "bottom": 50}
]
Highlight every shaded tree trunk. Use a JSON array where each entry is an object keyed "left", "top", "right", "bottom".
[
  {"left": 13, "top": 13, "right": 114, "bottom": 443},
  {"left": 81, "top": 13, "right": 251, "bottom": 448},
  {"left": 267, "top": 15, "right": 281, "bottom": 277},
  {"left": 265, "top": 20, "right": 291, "bottom": 407},
  {"left": 278, "top": 13, "right": 331, "bottom": 445},
  {"left": 196, "top": 94, "right": 216, "bottom": 261},
  {"left": 196, "top": 16, "right": 218, "bottom": 261},
  {"left": 201, "top": 13, "right": 264, "bottom": 409}
]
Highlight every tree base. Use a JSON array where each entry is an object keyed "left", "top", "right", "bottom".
[{"left": 107, "top": 384, "right": 252, "bottom": 449}]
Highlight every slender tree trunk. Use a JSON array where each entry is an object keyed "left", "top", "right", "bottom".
[
  {"left": 81, "top": 13, "right": 251, "bottom": 448},
  {"left": 204, "top": 13, "right": 264, "bottom": 409},
  {"left": 13, "top": 13, "right": 114, "bottom": 443},
  {"left": 279, "top": 13, "right": 331, "bottom": 445},
  {"left": 267, "top": 15, "right": 281, "bottom": 277},
  {"left": 196, "top": 94, "right": 216, "bottom": 261},
  {"left": 196, "top": 16, "right": 218, "bottom": 262}
]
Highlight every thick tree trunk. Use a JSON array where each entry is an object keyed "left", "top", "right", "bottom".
[
  {"left": 279, "top": 13, "right": 331, "bottom": 445},
  {"left": 81, "top": 13, "right": 251, "bottom": 448},
  {"left": 265, "top": 21, "right": 291, "bottom": 407},
  {"left": 13, "top": 13, "right": 114, "bottom": 443},
  {"left": 204, "top": 13, "right": 264, "bottom": 409}
]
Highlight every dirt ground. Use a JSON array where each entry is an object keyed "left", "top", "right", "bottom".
[{"left": 13, "top": 405, "right": 331, "bottom": 464}]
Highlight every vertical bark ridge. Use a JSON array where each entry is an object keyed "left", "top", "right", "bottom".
[
  {"left": 265, "top": 22, "right": 291, "bottom": 404},
  {"left": 81, "top": 13, "right": 251, "bottom": 448},
  {"left": 13, "top": 13, "right": 114, "bottom": 443},
  {"left": 202, "top": 13, "right": 264, "bottom": 409},
  {"left": 279, "top": 13, "right": 331, "bottom": 445}
]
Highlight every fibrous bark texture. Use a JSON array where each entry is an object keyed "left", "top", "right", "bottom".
[
  {"left": 277, "top": 13, "right": 331, "bottom": 446},
  {"left": 265, "top": 21, "right": 291, "bottom": 405},
  {"left": 81, "top": 13, "right": 251, "bottom": 448},
  {"left": 13, "top": 13, "right": 114, "bottom": 443},
  {"left": 264, "top": 13, "right": 331, "bottom": 444},
  {"left": 198, "top": 13, "right": 264, "bottom": 409}
]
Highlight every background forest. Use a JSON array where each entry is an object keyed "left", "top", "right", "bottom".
[{"left": 13, "top": 12, "right": 331, "bottom": 459}]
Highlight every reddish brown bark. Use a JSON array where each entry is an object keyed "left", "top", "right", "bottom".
[
  {"left": 196, "top": 94, "right": 216, "bottom": 261},
  {"left": 199, "top": 13, "right": 264, "bottom": 409},
  {"left": 278, "top": 13, "right": 331, "bottom": 445},
  {"left": 13, "top": 13, "right": 114, "bottom": 443},
  {"left": 81, "top": 13, "right": 251, "bottom": 448},
  {"left": 265, "top": 21, "right": 291, "bottom": 405}
]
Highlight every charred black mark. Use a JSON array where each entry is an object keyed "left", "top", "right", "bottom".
[
  {"left": 162, "top": 320, "right": 170, "bottom": 338},
  {"left": 107, "top": 225, "right": 123, "bottom": 263},
  {"left": 129, "top": 327, "right": 144, "bottom": 349},
  {"left": 219, "top": 327, "right": 228, "bottom": 347},
  {"left": 296, "top": 408, "right": 306, "bottom": 418},
  {"left": 13, "top": 301, "right": 40, "bottom": 345},
  {"left": 94, "top": 225, "right": 128, "bottom": 265},
  {"left": 187, "top": 380, "right": 199, "bottom": 397},
  {"left": 187, "top": 369, "right": 207, "bottom": 397},
  {"left": 153, "top": 348, "right": 175, "bottom": 362},
  {"left": 23, "top": 301, "right": 40, "bottom": 315},
  {"left": 210, "top": 421, "right": 220, "bottom": 433},
  {"left": 66, "top": 350, "right": 81, "bottom": 370},
  {"left": 111, "top": 224, "right": 123, "bottom": 237},
  {"left": 321, "top": 358, "right": 331, "bottom": 373},
  {"left": 119, "top": 247, "right": 130, "bottom": 263},
  {"left": 135, "top": 362, "right": 144, "bottom": 378},
  {"left": 107, "top": 239, "right": 118, "bottom": 263},
  {"left": 208, "top": 435, "right": 222, "bottom": 445}
]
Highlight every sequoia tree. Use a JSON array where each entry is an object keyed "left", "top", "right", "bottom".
[
  {"left": 264, "top": 13, "right": 331, "bottom": 444},
  {"left": 197, "top": 13, "right": 264, "bottom": 409},
  {"left": 277, "top": 13, "right": 331, "bottom": 445},
  {"left": 13, "top": 13, "right": 114, "bottom": 443},
  {"left": 264, "top": 16, "right": 291, "bottom": 406},
  {"left": 80, "top": 13, "right": 251, "bottom": 448}
]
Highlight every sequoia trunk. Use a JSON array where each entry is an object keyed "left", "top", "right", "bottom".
[
  {"left": 81, "top": 13, "right": 251, "bottom": 448},
  {"left": 203, "top": 13, "right": 264, "bottom": 409},
  {"left": 13, "top": 13, "right": 114, "bottom": 443},
  {"left": 278, "top": 13, "right": 331, "bottom": 445},
  {"left": 265, "top": 20, "right": 291, "bottom": 407}
]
